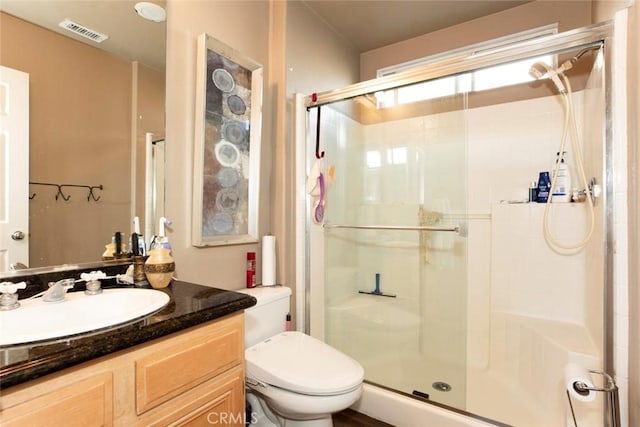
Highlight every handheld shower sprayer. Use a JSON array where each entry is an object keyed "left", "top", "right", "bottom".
[
  {"left": 529, "top": 45, "right": 600, "bottom": 95},
  {"left": 529, "top": 61, "right": 568, "bottom": 94},
  {"left": 530, "top": 45, "right": 603, "bottom": 254}
]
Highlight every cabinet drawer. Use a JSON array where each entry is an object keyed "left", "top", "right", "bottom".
[
  {"left": 136, "top": 313, "right": 244, "bottom": 414},
  {"left": 0, "top": 373, "right": 113, "bottom": 427},
  {"left": 138, "top": 365, "right": 245, "bottom": 427}
]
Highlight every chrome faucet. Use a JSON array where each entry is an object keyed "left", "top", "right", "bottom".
[{"left": 43, "top": 279, "right": 76, "bottom": 302}]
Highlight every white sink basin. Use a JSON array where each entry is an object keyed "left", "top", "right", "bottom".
[{"left": 0, "top": 288, "right": 170, "bottom": 346}]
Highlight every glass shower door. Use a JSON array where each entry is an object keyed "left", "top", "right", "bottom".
[{"left": 313, "top": 86, "right": 468, "bottom": 408}]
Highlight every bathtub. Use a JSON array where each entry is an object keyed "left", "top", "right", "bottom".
[{"left": 351, "top": 383, "right": 497, "bottom": 427}]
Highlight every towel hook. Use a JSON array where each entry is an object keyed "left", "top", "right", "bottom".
[
  {"left": 87, "top": 185, "right": 103, "bottom": 202},
  {"left": 55, "top": 185, "right": 71, "bottom": 201},
  {"left": 315, "top": 105, "right": 324, "bottom": 159}
]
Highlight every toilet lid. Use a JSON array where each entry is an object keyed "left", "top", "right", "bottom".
[{"left": 245, "top": 331, "right": 364, "bottom": 396}]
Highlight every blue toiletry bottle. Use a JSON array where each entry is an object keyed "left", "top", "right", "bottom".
[{"left": 537, "top": 172, "right": 551, "bottom": 203}]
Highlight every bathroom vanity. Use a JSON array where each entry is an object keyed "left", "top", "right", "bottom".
[{"left": 0, "top": 280, "right": 256, "bottom": 426}]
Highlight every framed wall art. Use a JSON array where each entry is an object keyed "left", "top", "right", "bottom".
[{"left": 192, "top": 33, "right": 263, "bottom": 246}]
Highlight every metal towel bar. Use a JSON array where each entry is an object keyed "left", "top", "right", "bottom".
[{"left": 323, "top": 224, "right": 460, "bottom": 233}]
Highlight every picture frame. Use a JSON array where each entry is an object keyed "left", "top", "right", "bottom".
[{"left": 192, "top": 33, "right": 263, "bottom": 246}]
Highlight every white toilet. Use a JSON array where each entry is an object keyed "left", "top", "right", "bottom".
[{"left": 237, "top": 286, "right": 364, "bottom": 427}]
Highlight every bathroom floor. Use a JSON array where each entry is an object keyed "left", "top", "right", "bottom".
[{"left": 332, "top": 409, "right": 394, "bottom": 427}]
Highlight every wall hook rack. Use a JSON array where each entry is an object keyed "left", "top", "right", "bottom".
[{"left": 29, "top": 182, "right": 104, "bottom": 202}]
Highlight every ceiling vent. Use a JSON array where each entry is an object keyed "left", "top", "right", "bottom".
[{"left": 58, "top": 19, "right": 109, "bottom": 43}]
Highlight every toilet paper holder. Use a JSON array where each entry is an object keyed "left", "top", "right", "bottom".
[{"left": 567, "top": 369, "right": 620, "bottom": 427}]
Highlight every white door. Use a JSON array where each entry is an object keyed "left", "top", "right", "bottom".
[{"left": 0, "top": 66, "right": 29, "bottom": 271}]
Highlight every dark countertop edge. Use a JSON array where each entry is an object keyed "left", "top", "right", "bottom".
[{"left": 0, "top": 284, "right": 256, "bottom": 389}]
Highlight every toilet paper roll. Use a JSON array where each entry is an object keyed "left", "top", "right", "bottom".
[
  {"left": 565, "top": 363, "right": 596, "bottom": 402},
  {"left": 262, "top": 235, "right": 276, "bottom": 286}
]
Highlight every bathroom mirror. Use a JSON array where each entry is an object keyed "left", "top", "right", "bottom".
[{"left": 0, "top": 1, "right": 166, "bottom": 275}]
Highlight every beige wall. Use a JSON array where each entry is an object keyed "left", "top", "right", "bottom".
[
  {"left": 631, "top": 3, "right": 640, "bottom": 423},
  {"left": 0, "top": 12, "right": 133, "bottom": 267},
  {"left": 631, "top": 3, "right": 639, "bottom": 421},
  {"left": 593, "top": 0, "right": 635, "bottom": 20},
  {"left": 164, "top": 0, "right": 272, "bottom": 288},
  {"left": 615, "top": 1, "right": 640, "bottom": 424},
  {"left": 285, "top": 1, "right": 360, "bottom": 96},
  {"left": 360, "top": 1, "right": 592, "bottom": 81}
]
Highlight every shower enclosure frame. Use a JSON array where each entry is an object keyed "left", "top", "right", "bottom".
[{"left": 296, "top": 20, "right": 617, "bottom": 424}]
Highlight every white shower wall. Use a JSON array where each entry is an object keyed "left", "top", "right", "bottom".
[{"left": 465, "top": 91, "right": 603, "bottom": 335}]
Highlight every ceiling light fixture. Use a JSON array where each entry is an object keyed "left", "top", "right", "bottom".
[{"left": 134, "top": 2, "right": 166, "bottom": 23}]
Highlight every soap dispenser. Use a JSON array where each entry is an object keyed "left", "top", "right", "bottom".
[
  {"left": 144, "top": 217, "right": 174, "bottom": 289},
  {"left": 144, "top": 247, "right": 174, "bottom": 289}
]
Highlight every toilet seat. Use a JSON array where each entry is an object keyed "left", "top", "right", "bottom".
[{"left": 245, "top": 331, "right": 364, "bottom": 396}]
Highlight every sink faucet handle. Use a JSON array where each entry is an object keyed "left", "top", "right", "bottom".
[
  {"left": 0, "top": 281, "right": 27, "bottom": 294},
  {"left": 81, "top": 270, "right": 106, "bottom": 296},
  {"left": 80, "top": 270, "right": 107, "bottom": 282},
  {"left": 0, "top": 281, "right": 26, "bottom": 310}
]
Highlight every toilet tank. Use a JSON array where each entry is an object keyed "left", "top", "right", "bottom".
[{"left": 235, "top": 286, "right": 291, "bottom": 347}]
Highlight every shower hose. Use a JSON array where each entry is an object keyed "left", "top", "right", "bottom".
[{"left": 543, "top": 72, "right": 596, "bottom": 254}]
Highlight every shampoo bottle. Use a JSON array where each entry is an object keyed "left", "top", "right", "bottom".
[
  {"left": 552, "top": 152, "right": 571, "bottom": 203},
  {"left": 537, "top": 172, "right": 551, "bottom": 203}
]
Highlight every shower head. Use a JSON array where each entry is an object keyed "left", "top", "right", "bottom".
[
  {"left": 529, "top": 61, "right": 567, "bottom": 94},
  {"left": 557, "top": 45, "right": 600, "bottom": 73}
]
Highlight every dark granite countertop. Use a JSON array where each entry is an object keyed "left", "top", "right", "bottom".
[{"left": 0, "top": 280, "right": 256, "bottom": 389}]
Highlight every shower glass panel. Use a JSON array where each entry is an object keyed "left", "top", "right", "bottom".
[
  {"left": 313, "top": 83, "right": 468, "bottom": 408},
  {"left": 307, "top": 27, "right": 610, "bottom": 425}
]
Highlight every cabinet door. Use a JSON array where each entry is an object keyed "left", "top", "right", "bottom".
[
  {"left": 140, "top": 366, "right": 245, "bottom": 427},
  {"left": 136, "top": 313, "right": 244, "bottom": 414},
  {"left": 0, "top": 373, "right": 113, "bottom": 427}
]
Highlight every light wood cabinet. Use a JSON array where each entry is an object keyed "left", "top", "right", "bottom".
[
  {"left": 0, "top": 312, "right": 245, "bottom": 427},
  {"left": 0, "top": 373, "right": 114, "bottom": 427},
  {"left": 138, "top": 366, "right": 244, "bottom": 427}
]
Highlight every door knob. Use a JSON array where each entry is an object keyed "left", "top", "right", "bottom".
[{"left": 11, "top": 231, "right": 25, "bottom": 241}]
